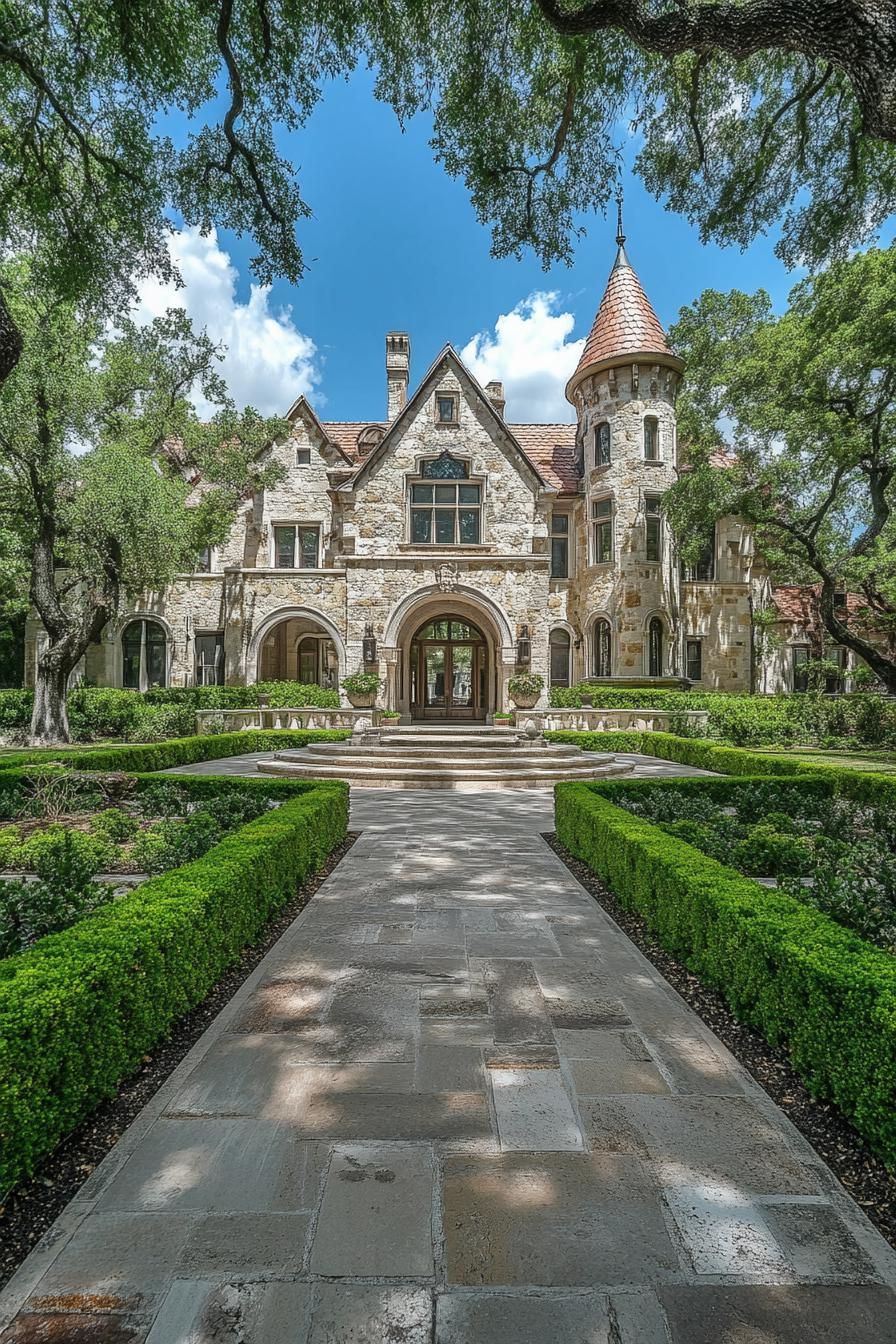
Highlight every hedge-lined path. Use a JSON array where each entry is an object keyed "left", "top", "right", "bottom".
[{"left": 2, "top": 788, "right": 896, "bottom": 1343}]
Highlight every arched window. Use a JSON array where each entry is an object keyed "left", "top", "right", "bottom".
[
  {"left": 648, "top": 617, "right": 664, "bottom": 677},
  {"left": 122, "top": 619, "right": 167, "bottom": 690},
  {"left": 595, "top": 421, "right": 611, "bottom": 466},
  {"left": 549, "top": 628, "right": 571, "bottom": 688},
  {"left": 644, "top": 416, "right": 660, "bottom": 461},
  {"left": 592, "top": 618, "right": 611, "bottom": 678}
]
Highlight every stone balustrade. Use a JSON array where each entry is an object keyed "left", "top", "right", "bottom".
[
  {"left": 520, "top": 707, "right": 709, "bottom": 733},
  {"left": 194, "top": 706, "right": 390, "bottom": 733}
]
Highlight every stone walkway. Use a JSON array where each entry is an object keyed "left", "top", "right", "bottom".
[{"left": 3, "top": 786, "right": 896, "bottom": 1342}]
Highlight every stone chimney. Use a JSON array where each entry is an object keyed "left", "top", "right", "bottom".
[
  {"left": 386, "top": 332, "right": 410, "bottom": 419},
  {"left": 485, "top": 380, "right": 506, "bottom": 418}
]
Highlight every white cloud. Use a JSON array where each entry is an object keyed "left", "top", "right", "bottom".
[
  {"left": 132, "top": 227, "right": 321, "bottom": 417},
  {"left": 461, "top": 291, "right": 584, "bottom": 423}
]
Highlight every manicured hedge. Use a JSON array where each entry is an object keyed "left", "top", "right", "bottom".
[
  {"left": 0, "top": 776, "right": 348, "bottom": 1193},
  {"left": 555, "top": 778, "right": 896, "bottom": 1166},
  {"left": 0, "top": 681, "right": 340, "bottom": 742},
  {"left": 0, "top": 728, "right": 350, "bottom": 773},
  {"left": 548, "top": 686, "right": 896, "bottom": 748}
]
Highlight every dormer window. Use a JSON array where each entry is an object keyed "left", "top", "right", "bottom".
[
  {"left": 436, "top": 393, "right": 458, "bottom": 425},
  {"left": 295, "top": 445, "right": 311, "bottom": 466},
  {"left": 595, "top": 421, "right": 611, "bottom": 466},
  {"left": 644, "top": 416, "right": 660, "bottom": 461}
]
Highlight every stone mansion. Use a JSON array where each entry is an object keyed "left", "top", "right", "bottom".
[{"left": 24, "top": 230, "right": 855, "bottom": 716}]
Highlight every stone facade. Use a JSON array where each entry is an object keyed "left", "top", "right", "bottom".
[{"left": 24, "top": 241, "right": 841, "bottom": 710}]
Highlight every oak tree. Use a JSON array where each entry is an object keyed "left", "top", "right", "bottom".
[
  {"left": 0, "top": 263, "right": 287, "bottom": 743},
  {"left": 662, "top": 245, "right": 896, "bottom": 691}
]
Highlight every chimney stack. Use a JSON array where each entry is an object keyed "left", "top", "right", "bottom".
[
  {"left": 485, "top": 380, "right": 506, "bottom": 418},
  {"left": 386, "top": 332, "right": 410, "bottom": 419}
]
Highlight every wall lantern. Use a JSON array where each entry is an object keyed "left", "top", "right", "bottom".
[
  {"left": 362, "top": 624, "right": 378, "bottom": 664},
  {"left": 516, "top": 624, "right": 531, "bottom": 665}
]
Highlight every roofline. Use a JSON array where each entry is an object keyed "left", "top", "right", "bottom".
[
  {"left": 342, "top": 343, "right": 547, "bottom": 492},
  {"left": 565, "top": 349, "right": 685, "bottom": 404},
  {"left": 283, "top": 395, "right": 354, "bottom": 466}
]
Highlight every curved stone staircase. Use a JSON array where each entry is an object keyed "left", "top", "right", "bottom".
[{"left": 256, "top": 725, "right": 634, "bottom": 790}]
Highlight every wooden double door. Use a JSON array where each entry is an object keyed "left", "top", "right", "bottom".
[{"left": 409, "top": 617, "right": 488, "bottom": 719}]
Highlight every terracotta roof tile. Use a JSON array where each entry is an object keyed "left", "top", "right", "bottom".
[
  {"left": 771, "top": 584, "right": 867, "bottom": 627},
  {"left": 570, "top": 247, "right": 678, "bottom": 390},
  {"left": 320, "top": 419, "right": 580, "bottom": 491}
]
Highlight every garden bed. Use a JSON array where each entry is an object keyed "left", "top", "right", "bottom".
[
  {"left": 0, "top": 770, "right": 349, "bottom": 1193},
  {"left": 555, "top": 774, "right": 896, "bottom": 1167},
  {"left": 0, "top": 829, "right": 358, "bottom": 1290}
]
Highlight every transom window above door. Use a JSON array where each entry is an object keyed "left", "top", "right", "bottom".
[{"left": 410, "top": 480, "right": 482, "bottom": 544}]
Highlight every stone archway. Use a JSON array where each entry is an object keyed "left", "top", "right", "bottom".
[
  {"left": 385, "top": 585, "right": 515, "bottom": 721},
  {"left": 247, "top": 607, "right": 346, "bottom": 691}
]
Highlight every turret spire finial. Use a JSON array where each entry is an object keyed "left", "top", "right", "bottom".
[{"left": 615, "top": 186, "right": 625, "bottom": 248}]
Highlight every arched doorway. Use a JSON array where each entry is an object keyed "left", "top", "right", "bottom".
[
  {"left": 255, "top": 612, "right": 341, "bottom": 689},
  {"left": 409, "top": 615, "right": 488, "bottom": 720}
]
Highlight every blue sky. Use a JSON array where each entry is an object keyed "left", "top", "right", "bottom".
[{"left": 140, "top": 67, "right": 815, "bottom": 425}]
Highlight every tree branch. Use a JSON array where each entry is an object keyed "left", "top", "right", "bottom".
[{"left": 535, "top": 0, "right": 896, "bottom": 141}]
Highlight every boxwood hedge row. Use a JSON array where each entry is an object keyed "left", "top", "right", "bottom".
[
  {"left": 0, "top": 727, "right": 351, "bottom": 773},
  {"left": 555, "top": 776, "right": 896, "bottom": 1166},
  {"left": 0, "top": 775, "right": 348, "bottom": 1193}
]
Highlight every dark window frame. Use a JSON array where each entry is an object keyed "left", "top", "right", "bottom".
[
  {"left": 550, "top": 512, "right": 570, "bottom": 579},
  {"left": 549, "top": 628, "right": 572, "bottom": 688},
  {"left": 435, "top": 392, "right": 459, "bottom": 425},
  {"left": 792, "top": 644, "right": 810, "bottom": 693},
  {"left": 592, "top": 618, "right": 612, "bottom": 677},
  {"left": 409, "top": 479, "right": 482, "bottom": 546},
  {"left": 592, "top": 496, "right": 614, "bottom": 565},
  {"left": 273, "top": 523, "right": 321, "bottom": 569},
  {"left": 595, "top": 421, "right": 611, "bottom": 466},
  {"left": 644, "top": 416, "right": 660, "bottom": 461},
  {"left": 648, "top": 616, "right": 664, "bottom": 677},
  {"left": 645, "top": 494, "right": 663, "bottom": 563},
  {"left": 685, "top": 637, "right": 703, "bottom": 683}
]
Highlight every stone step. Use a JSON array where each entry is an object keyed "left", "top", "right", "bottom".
[
  {"left": 377, "top": 732, "right": 523, "bottom": 747},
  {"left": 288, "top": 743, "right": 586, "bottom": 764},
  {"left": 256, "top": 755, "right": 633, "bottom": 789}
]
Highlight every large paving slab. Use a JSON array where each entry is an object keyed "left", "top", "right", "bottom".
[{"left": 2, "top": 786, "right": 896, "bottom": 1343}]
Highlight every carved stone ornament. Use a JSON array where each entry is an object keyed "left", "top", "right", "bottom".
[{"left": 435, "top": 562, "right": 460, "bottom": 592}]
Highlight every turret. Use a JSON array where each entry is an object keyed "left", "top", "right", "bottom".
[{"left": 568, "top": 199, "right": 684, "bottom": 680}]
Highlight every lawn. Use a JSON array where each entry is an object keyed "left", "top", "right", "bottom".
[{"left": 754, "top": 747, "right": 896, "bottom": 773}]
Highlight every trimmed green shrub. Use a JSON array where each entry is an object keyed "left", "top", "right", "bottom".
[
  {"left": 131, "top": 813, "right": 222, "bottom": 874},
  {"left": 555, "top": 779, "right": 896, "bottom": 1166},
  {"left": 124, "top": 702, "right": 196, "bottom": 743},
  {"left": 731, "top": 824, "right": 812, "bottom": 877},
  {"left": 547, "top": 687, "right": 896, "bottom": 748},
  {"left": 89, "top": 807, "right": 139, "bottom": 843},
  {"left": 0, "top": 728, "right": 351, "bottom": 774},
  {"left": 0, "top": 777, "right": 348, "bottom": 1192}
]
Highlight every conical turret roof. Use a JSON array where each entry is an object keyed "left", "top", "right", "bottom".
[{"left": 566, "top": 216, "right": 682, "bottom": 402}]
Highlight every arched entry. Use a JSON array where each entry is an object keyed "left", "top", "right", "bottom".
[
  {"left": 250, "top": 608, "right": 345, "bottom": 689},
  {"left": 410, "top": 615, "right": 487, "bottom": 720}
]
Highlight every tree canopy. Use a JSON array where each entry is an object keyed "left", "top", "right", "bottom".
[
  {"left": 662, "top": 244, "right": 896, "bottom": 690},
  {"left": 2, "top": 1, "right": 895, "bottom": 387},
  {"left": 0, "top": 260, "right": 287, "bottom": 740}
]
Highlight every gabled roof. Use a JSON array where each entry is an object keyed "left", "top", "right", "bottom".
[
  {"left": 284, "top": 396, "right": 355, "bottom": 466},
  {"left": 567, "top": 242, "right": 682, "bottom": 400},
  {"left": 341, "top": 344, "right": 548, "bottom": 493}
]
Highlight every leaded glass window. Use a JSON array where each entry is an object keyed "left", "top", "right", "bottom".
[
  {"left": 273, "top": 524, "right": 320, "bottom": 568},
  {"left": 421, "top": 452, "right": 469, "bottom": 479},
  {"left": 410, "top": 478, "right": 481, "bottom": 544}
]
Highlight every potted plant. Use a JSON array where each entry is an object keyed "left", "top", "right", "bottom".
[
  {"left": 342, "top": 671, "right": 381, "bottom": 709},
  {"left": 494, "top": 711, "right": 513, "bottom": 727},
  {"left": 381, "top": 710, "right": 401, "bottom": 721},
  {"left": 507, "top": 672, "right": 544, "bottom": 709}
]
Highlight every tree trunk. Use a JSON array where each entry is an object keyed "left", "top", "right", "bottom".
[{"left": 29, "top": 650, "right": 72, "bottom": 745}]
